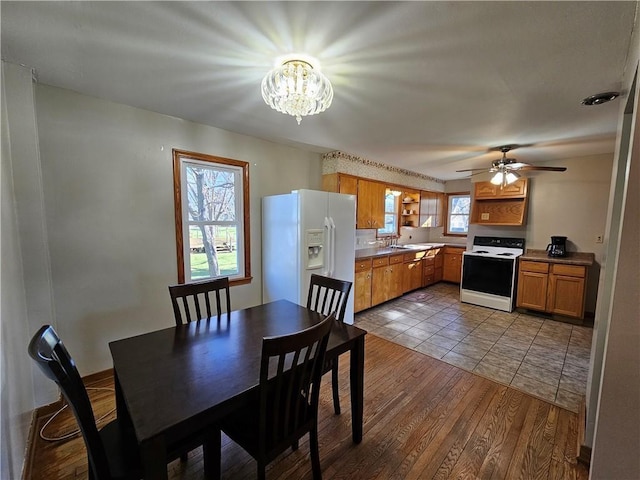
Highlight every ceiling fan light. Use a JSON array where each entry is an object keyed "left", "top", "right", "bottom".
[
  {"left": 490, "top": 172, "right": 504, "bottom": 185},
  {"left": 505, "top": 171, "right": 520, "bottom": 184}
]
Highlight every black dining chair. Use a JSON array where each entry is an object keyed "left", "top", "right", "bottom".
[
  {"left": 28, "top": 325, "right": 212, "bottom": 480},
  {"left": 168, "top": 277, "right": 231, "bottom": 325},
  {"left": 307, "top": 273, "right": 352, "bottom": 414},
  {"left": 211, "top": 314, "right": 334, "bottom": 480}
]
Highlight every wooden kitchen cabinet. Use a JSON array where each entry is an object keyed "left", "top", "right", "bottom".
[
  {"left": 321, "top": 173, "right": 358, "bottom": 195},
  {"left": 422, "top": 247, "right": 443, "bottom": 286},
  {"left": 516, "top": 259, "right": 588, "bottom": 320},
  {"left": 403, "top": 250, "right": 426, "bottom": 293},
  {"left": 419, "top": 191, "right": 444, "bottom": 228},
  {"left": 471, "top": 178, "right": 529, "bottom": 226},
  {"left": 516, "top": 261, "right": 549, "bottom": 311},
  {"left": 356, "top": 179, "right": 386, "bottom": 229},
  {"left": 371, "top": 254, "right": 403, "bottom": 306},
  {"left": 354, "top": 258, "right": 373, "bottom": 312},
  {"left": 434, "top": 248, "right": 444, "bottom": 282},
  {"left": 443, "top": 246, "right": 465, "bottom": 283}
]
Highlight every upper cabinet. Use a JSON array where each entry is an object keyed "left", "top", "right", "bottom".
[
  {"left": 470, "top": 178, "right": 529, "bottom": 226},
  {"left": 357, "top": 179, "right": 386, "bottom": 229},
  {"left": 419, "top": 191, "right": 444, "bottom": 228},
  {"left": 400, "top": 191, "right": 420, "bottom": 227}
]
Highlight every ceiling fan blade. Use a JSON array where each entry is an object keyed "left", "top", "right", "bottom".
[
  {"left": 518, "top": 166, "right": 567, "bottom": 172},
  {"left": 455, "top": 168, "right": 488, "bottom": 172}
]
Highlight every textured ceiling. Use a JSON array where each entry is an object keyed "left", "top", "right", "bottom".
[{"left": 2, "top": 1, "right": 637, "bottom": 179}]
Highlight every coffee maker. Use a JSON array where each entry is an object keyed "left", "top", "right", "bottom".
[{"left": 546, "top": 236, "right": 567, "bottom": 257}]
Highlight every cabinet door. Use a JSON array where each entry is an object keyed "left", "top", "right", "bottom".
[
  {"left": 389, "top": 262, "right": 404, "bottom": 298},
  {"left": 354, "top": 269, "right": 372, "bottom": 312},
  {"left": 548, "top": 274, "right": 586, "bottom": 318},
  {"left": 371, "top": 267, "right": 388, "bottom": 306},
  {"left": 443, "top": 252, "right": 462, "bottom": 283},
  {"left": 516, "top": 270, "right": 548, "bottom": 311},
  {"left": 403, "top": 260, "right": 422, "bottom": 293},
  {"left": 357, "top": 180, "right": 386, "bottom": 229},
  {"left": 339, "top": 175, "right": 358, "bottom": 195}
]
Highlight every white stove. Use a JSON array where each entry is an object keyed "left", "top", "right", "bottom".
[{"left": 460, "top": 237, "right": 525, "bottom": 312}]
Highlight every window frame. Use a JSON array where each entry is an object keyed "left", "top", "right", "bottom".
[
  {"left": 172, "top": 149, "right": 251, "bottom": 285},
  {"left": 377, "top": 189, "right": 400, "bottom": 236},
  {"left": 444, "top": 192, "right": 471, "bottom": 236}
]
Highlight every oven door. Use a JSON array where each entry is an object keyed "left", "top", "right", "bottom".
[{"left": 461, "top": 253, "right": 515, "bottom": 297}]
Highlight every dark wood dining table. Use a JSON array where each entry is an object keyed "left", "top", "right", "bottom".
[{"left": 109, "top": 299, "right": 367, "bottom": 479}]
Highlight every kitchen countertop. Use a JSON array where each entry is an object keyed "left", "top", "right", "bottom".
[
  {"left": 355, "top": 243, "right": 464, "bottom": 260},
  {"left": 520, "top": 249, "right": 595, "bottom": 266}
]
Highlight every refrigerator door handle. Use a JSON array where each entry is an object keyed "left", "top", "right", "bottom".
[
  {"left": 329, "top": 217, "right": 336, "bottom": 277},
  {"left": 323, "top": 217, "right": 331, "bottom": 276}
]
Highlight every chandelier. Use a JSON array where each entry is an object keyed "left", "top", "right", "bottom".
[{"left": 261, "top": 58, "right": 333, "bottom": 125}]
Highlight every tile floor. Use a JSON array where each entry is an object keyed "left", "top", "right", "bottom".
[{"left": 354, "top": 282, "right": 593, "bottom": 413}]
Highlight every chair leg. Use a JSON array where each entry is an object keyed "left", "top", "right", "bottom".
[
  {"left": 292, "top": 439, "right": 299, "bottom": 450},
  {"left": 257, "top": 460, "right": 266, "bottom": 480},
  {"left": 180, "top": 452, "right": 188, "bottom": 462},
  {"left": 309, "top": 427, "right": 322, "bottom": 480},
  {"left": 331, "top": 362, "right": 341, "bottom": 415},
  {"left": 203, "top": 429, "right": 221, "bottom": 480}
]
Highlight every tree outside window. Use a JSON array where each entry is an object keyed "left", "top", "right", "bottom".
[
  {"left": 173, "top": 150, "right": 251, "bottom": 285},
  {"left": 445, "top": 193, "right": 470, "bottom": 235}
]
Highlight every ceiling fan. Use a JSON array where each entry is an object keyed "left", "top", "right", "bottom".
[{"left": 456, "top": 144, "right": 567, "bottom": 187}]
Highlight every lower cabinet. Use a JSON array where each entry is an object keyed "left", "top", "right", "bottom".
[
  {"left": 403, "top": 251, "right": 426, "bottom": 293},
  {"left": 423, "top": 247, "right": 444, "bottom": 286},
  {"left": 371, "top": 254, "right": 403, "bottom": 306},
  {"left": 354, "top": 259, "right": 372, "bottom": 313},
  {"left": 517, "top": 260, "right": 588, "bottom": 319},
  {"left": 443, "top": 246, "right": 464, "bottom": 283}
]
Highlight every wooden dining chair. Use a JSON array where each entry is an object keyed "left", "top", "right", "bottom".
[
  {"left": 168, "top": 277, "right": 231, "bottom": 325},
  {"left": 307, "top": 273, "right": 352, "bottom": 414},
  {"left": 28, "top": 325, "right": 213, "bottom": 480},
  {"left": 212, "top": 314, "right": 334, "bottom": 480}
]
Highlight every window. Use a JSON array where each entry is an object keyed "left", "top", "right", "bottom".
[
  {"left": 445, "top": 193, "right": 470, "bottom": 235},
  {"left": 378, "top": 190, "right": 399, "bottom": 235},
  {"left": 173, "top": 149, "right": 251, "bottom": 285}
]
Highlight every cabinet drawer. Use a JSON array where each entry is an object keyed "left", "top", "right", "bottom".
[
  {"left": 424, "top": 265, "right": 435, "bottom": 275},
  {"left": 372, "top": 256, "right": 389, "bottom": 268},
  {"left": 423, "top": 256, "right": 435, "bottom": 266},
  {"left": 389, "top": 254, "right": 404, "bottom": 265},
  {"left": 552, "top": 264, "right": 586, "bottom": 278},
  {"left": 355, "top": 258, "right": 372, "bottom": 273},
  {"left": 403, "top": 251, "right": 426, "bottom": 262},
  {"left": 520, "top": 261, "right": 549, "bottom": 273}
]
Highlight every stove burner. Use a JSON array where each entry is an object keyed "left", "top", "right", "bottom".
[
  {"left": 497, "top": 252, "right": 514, "bottom": 256},
  {"left": 475, "top": 250, "right": 490, "bottom": 254}
]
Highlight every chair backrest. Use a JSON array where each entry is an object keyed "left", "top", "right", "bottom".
[
  {"left": 168, "top": 277, "right": 231, "bottom": 325},
  {"left": 258, "top": 314, "right": 334, "bottom": 454},
  {"left": 28, "top": 325, "right": 111, "bottom": 479},
  {"left": 306, "top": 274, "right": 352, "bottom": 323}
]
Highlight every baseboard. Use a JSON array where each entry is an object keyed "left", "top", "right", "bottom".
[{"left": 22, "top": 368, "right": 114, "bottom": 480}]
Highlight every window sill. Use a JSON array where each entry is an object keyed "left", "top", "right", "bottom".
[{"left": 230, "top": 276, "right": 252, "bottom": 287}]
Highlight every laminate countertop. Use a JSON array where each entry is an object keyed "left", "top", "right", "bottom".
[
  {"left": 520, "top": 249, "right": 595, "bottom": 266},
  {"left": 355, "top": 243, "right": 464, "bottom": 260}
]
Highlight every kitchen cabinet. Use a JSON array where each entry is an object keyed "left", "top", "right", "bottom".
[
  {"left": 419, "top": 191, "right": 444, "bottom": 228},
  {"left": 403, "top": 250, "right": 426, "bottom": 293},
  {"left": 516, "top": 259, "right": 588, "bottom": 320},
  {"left": 371, "top": 254, "right": 403, "bottom": 306},
  {"left": 321, "top": 172, "right": 358, "bottom": 195},
  {"left": 443, "top": 246, "right": 465, "bottom": 283},
  {"left": 423, "top": 247, "right": 444, "bottom": 286},
  {"left": 354, "top": 258, "right": 373, "bottom": 312},
  {"left": 471, "top": 178, "right": 529, "bottom": 226},
  {"left": 356, "top": 179, "right": 386, "bottom": 229},
  {"left": 400, "top": 191, "right": 420, "bottom": 227}
]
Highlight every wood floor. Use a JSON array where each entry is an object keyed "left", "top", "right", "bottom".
[{"left": 27, "top": 334, "right": 588, "bottom": 480}]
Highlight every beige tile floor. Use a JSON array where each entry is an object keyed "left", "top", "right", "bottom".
[{"left": 354, "top": 282, "right": 593, "bottom": 413}]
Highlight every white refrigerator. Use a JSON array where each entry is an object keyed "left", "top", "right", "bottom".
[{"left": 262, "top": 189, "right": 357, "bottom": 324}]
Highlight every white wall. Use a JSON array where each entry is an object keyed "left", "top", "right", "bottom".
[{"left": 28, "top": 84, "right": 323, "bottom": 383}]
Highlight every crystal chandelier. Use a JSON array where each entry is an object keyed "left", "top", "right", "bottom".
[{"left": 261, "top": 58, "right": 333, "bottom": 125}]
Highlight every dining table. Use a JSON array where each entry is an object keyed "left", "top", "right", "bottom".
[{"left": 109, "top": 299, "right": 367, "bottom": 479}]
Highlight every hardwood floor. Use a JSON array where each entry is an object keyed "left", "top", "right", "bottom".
[{"left": 28, "top": 335, "right": 588, "bottom": 480}]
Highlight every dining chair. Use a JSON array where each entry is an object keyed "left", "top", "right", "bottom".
[
  {"left": 28, "top": 325, "right": 212, "bottom": 480},
  {"left": 211, "top": 314, "right": 334, "bottom": 480},
  {"left": 307, "top": 273, "right": 352, "bottom": 415},
  {"left": 168, "top": 277, "right": 231, "bottom": 325}
]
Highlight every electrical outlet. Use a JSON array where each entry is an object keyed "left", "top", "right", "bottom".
[{"left": 596, "top": 235, "right": 604, "bottom": 243}]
